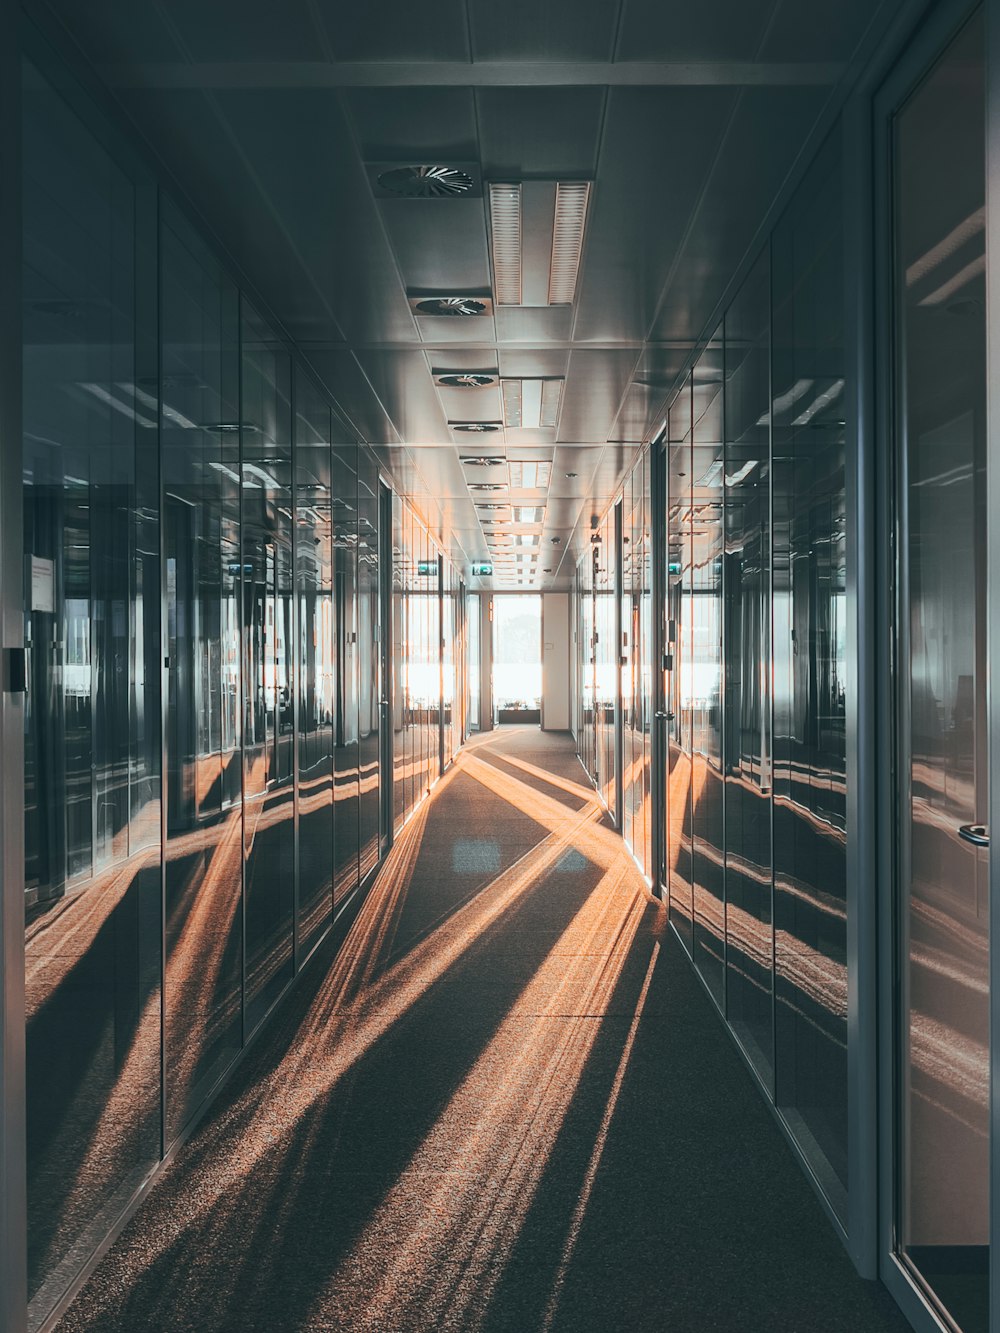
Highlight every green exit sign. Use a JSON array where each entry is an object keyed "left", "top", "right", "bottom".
[
  {"left": 471, "top": 562, "right": 493, "bottom": 576},
  {"left": 417, "top": 560, "right": 438, "bottom": 576}
]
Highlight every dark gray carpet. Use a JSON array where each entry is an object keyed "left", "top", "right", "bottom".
[{"left": 57, "top": 727, "right": 911, "bottom": 1333}]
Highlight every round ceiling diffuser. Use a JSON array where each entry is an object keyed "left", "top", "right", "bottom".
[
  {"left": 415, "top": 297, "right": 488, "bottom": 317},
  {"left": 377, "top": 165, "right": 475, "bottom": 198},
  {"left": 437, "top": 373, "right": 496, "bottom": 389},
  {"left": 453, "top": 423, "right": 502, "bottom": 434}
]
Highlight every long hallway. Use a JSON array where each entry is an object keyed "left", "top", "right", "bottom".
[{"left": 57, "top": 729, "right": 906, "bottom": 1333}]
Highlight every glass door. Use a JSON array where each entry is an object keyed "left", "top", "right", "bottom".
[{"left": 890, "top": 10, "right": 988, "bottom": 1330}]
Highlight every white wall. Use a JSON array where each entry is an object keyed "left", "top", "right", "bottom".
[{"left": 541, "top": 592, "right": 570, "bottom": 731}]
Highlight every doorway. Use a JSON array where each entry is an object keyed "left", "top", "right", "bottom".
[
  {"left": 492, "top": 594, "right": 542, "bottom": 726},
  {"left": 883, "top": 8, "right": 988, "bottom": 1331}
]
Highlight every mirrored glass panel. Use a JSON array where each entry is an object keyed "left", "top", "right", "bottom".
[
  {"left": 295, "top": 376, "right": 335, "bottom": 961},
  {"left": 241, "top": 305, "right": 295, "bottom": 1032},
  {"left": 771, "top": 129, "right": 848, "bottom": 1216},
  {"left": 160, "top": 210, "right": 242, "bottom": 1140},
  {"left": 691, "top": 333, "right": 726, "bottom": 1004},
  {"left": 668, "top": 378, "right": 694, "bottom": 952},
  {"left": 893, "top": 12, "right": 988, "bottom": 1329},
  {"left": 724, "top": 251, "right": 774, "bottom": 1084},
  {"left": 23, "top": 66, "right": 161, "bottom": 1312},
  {"left": 333, "top": 441, "right": 359, "bottom": 902},
  {"left": 357, "top": 450, "right": 381, "bottom": 881}
]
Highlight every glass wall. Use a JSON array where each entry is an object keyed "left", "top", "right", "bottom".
[
  {"left": 771, "top": 131, "right": 848, "bottom": 1216},
  {"left": 594, "top": 508, "right": 617, "bottom": 815},
  {"left": 621, "top": 450, "right": 652, "bottom": 882},
  {"left": 690, "top": 333, "right": 726, "bottom": 1006},
  {"left": 357, "top": 451, "right": 380, "bottom": 882},
  {"left": 19, "top": 46, "right": 459, "bottom": 1331},
  {"left": 23, "top": 64, "right": 161, "bottom": 1313},
  {"left": 577, "top": 123, "right": 850, "bottom": 1229},
  {"left": 667, "top": 383, "right": 694, "bottom": 953},
  {"left": 892, "top": 11, "right": 988, "bottom": 1330},
  {"left": 723, "top": 248, "right": 773, "bottom": 1085}
]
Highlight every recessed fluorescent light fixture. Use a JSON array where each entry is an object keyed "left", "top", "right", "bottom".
[
  {"left": 501, "top": 379, "right": 563, "bottom": 430},
  {"left": 488, "top": 181, "right": 590, "bottom": 307},
  {"left": 548, "top": 182, "right": 591, "bottom": 305},
  {"left": 508, "top": 461, "right": 552, "bottom": 489},
  {"left": 513, "top": 506, "right": 545, "bottom": 523},
  {"left": 489, "top": 184, "right": 522, "bottom": 305}
]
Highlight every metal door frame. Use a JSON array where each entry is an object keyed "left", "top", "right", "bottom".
[{"left": 870, "top": 2, "right": 993, "bottom": 1328}]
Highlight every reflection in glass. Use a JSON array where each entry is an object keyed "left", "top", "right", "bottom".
[
  {"left": 690, "top": 334, "right": 726, "bottom": 1004},
  {"left": 357, "top": 452, "right": 381, "bottom": 881},
  {"left": 724, "top": 251, "right": 774, "bottom": 1084},
  {"left": 894, "top": 13, "right": 988, "bottom": 1330},
  {"left": 295, "top": 376, "right": 335, "bottom": 960},
  {"left": 333, "top": 443, "right": 359, "bottom": 902},
  {"left": 241, "top": 305, "right": 295, "bottom": 1032},
  {"left": 161, "top": 211, "right": 242, "bottom": 1138},
  {"left": 667, "top": 380, "right": 694, "bottom": 952},
  {"left": 771, "top": 129, "right": 848, "bottom": 1215},
  {"left": 23, "top": 67, "right": 161, "bottom": 1313}
]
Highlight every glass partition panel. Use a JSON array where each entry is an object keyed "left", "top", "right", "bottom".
[
  {"left": 160, "top": 210, "right": 242, "bottom": 1140},
  {"left": 691, "top": 336, "right": 726, "bottom": 1005},
  {"left": 23, "top": 67, "right": 161, "bottom": 1311},
  {"left": 723, "top": 249, "right": 774, "bottom": 1085},
  {"left": 333, "top": 441, "right": 359, "bottom": 903},
  {"left": 893, "top": 13, "right": 988, "bottom": 1329},
  {"left": 392, "top": 491, "right": 406, "bottom": 831},
  {"left": 357, "top": 449, "right": 380, "bottom": 881},
  {"left": 295, "top": 376, "right": 335, "bottom": 960},
  {"left": 668, "top": 377, "right": 694, "bottom": 952},
  {"left": 771, "top": 129, "right": 848, "bottom": 1217},
  {"left": 240, "top": 304, "right": 295, "bottom": 1032}
]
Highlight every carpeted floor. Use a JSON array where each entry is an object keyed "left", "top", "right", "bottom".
[{"left": 57, "top": 727, "right": 911, "bottom": 1333}]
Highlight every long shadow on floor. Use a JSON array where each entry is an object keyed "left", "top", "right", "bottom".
[{"left": 56, "top": 734, "right": 909, "bottom": 1333}]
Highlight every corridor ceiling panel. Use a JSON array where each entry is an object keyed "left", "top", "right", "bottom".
[{"left": 41, "top": 0, "right": 904, "bottom": 587}]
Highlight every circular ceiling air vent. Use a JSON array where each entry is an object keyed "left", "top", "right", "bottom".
[
  {"left": 453, "top": 423, "right": 503, "bottom": 434},
  {"left": 460, "top": 455, "right": 505, "bottom": 466},
  {"left": 436, "top": 373, "right": 496, "bottom": 389},
  {"left": 415, "top": 297, "right": 488, "bottom": 317},
  {"left": 377, "top": 165, "right": 475, "bottom": 198}
]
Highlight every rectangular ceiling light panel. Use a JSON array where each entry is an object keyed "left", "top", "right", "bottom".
[
  {"left": 489, "top": 180, "right": 590, "bottom": 307},
  {"left": 548, "top": 182, "right": 591, "bottom": 305},
  {"left": 508, "top": 460, "right": 552, "bottom": 490},
  {"left": 489, "top": 183, "right": 522, "bottom": 306},
  {"left": 502, "top": 379, "right": 563, "bottom": 431}
]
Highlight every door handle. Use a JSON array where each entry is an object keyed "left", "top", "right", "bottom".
[{"left": 959, "top": 823, "right": 990, "bottom": 847}]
